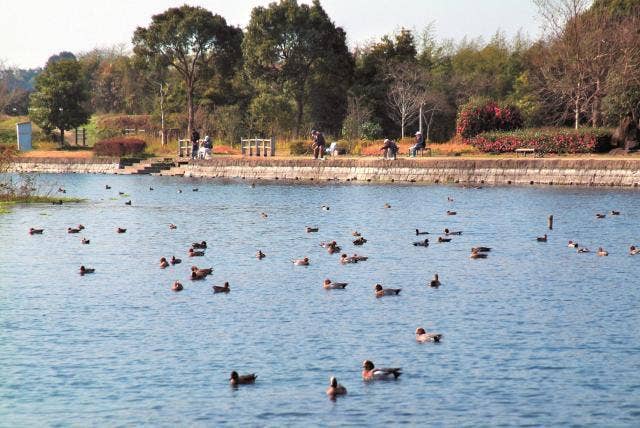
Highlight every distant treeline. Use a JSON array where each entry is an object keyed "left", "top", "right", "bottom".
[{"left": 1, "top": 0, "right": 639, "bottom": 144}]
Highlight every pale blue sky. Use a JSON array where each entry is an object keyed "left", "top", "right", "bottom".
[{"left": 0, "top": 0, "right": 541, "bottom": 68}]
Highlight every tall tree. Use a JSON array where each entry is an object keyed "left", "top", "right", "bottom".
[
  {"left": 29, "top": 53, "right": 90, "bottom": 147},
  {"left": 132, "top": 5, "right": 242, "bottom": 138},
  {"left": 243, "top": 0, "right": 353, "bottom": 137}
]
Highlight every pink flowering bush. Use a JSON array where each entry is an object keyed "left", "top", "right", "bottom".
[
  {"left": 456, "top": 99, "right": 523, "bottom": 138},
  {"left": 466, "top": 128, "right": 612, "bottom": 154}
]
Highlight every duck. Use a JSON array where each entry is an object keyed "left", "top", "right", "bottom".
[
  {"left": 578, "top": 247, "right": 591, "bottom": 253},
  {"left": 353, "top": 237, "right": 367, "bottom": 246},
  {"left": 326, "top": 377, "right": 347, "bottom": 397},
  {"left": 323, "top": 279, "right": 348, "bottom": 289},
  {"left": 361, "top": 360, "right": 402, "bottom": 381},
  {"left": 568, "top": 241, "right": 579, "bottom": 248},
  {"left": 472, "top": 246, "right": 492, "bottom": 253},
  {"left": 229, "top": 371, "right": 256, "bottom": 386},
  {"left": 352, "top": 231, "right": 361, "bottom": 237},
  {"left": 415, "top": 327, "right": 443, "bottom": 343},
  {"left": 188, "top": 248, "right": 205, "bottom": 257},
  {"left": 413, "top": 239, "right": 429, "bottom": 247},
  {"left": 192, "top": 241, "right": 207, "bottom": 249},
  {"left": 429, "top": 274, "right": 441, "bottom": 288},
  {"left": 172, "top": 281, "right": 183, "bottom": 292},
  {"left": 192, "top": 266, "right": 213, "bottom": 276},
  {"left": 415, "top": 229, "right": 429, "bottom": 236},
  {"left": 192, "top": 188, "right": 199, "bottom": 192},
  {"left": 292, "top": 257, "right": 309, "bottom": 266},
  {"left": 57, "top": 187, "right": 66, "bottom": 193},
  {"left": 149, "top": 187, "right": 154, "bottom": 191},
  {"left": 170, "top": 256, "right": 182, "bottom": 265},
  {"left": 444, "top": 228, "right": 462, "bottom": 236},
  {"left": 374, "top": 283, "right": 401, "bottom": 297},
  {"left": 630, "top": 246, "right": 640, "bottom": 255},
  {"left": 212, "top": 282, "right": 230, "bottom": 293},
  {"left": 51, "top": 200, "right": 63, "bottom": 205},
  {"left": 256, "top": 250, "right": 266, "bottom": 259},
  {"left": 68, "top": 227, "right": 81, "bottom": 234},
  {"left": 260, "top": 212, "right": 268, "bottom": 218},
  {"left": 597, "top": 247, "right": 609, "bottom": 256},
  {"left": 470, "top": 249, "right": 488, "bottom": 259},
  {"left": 81, "top": 238, "right": 90, "bottom": 244},
  {"left": 77, "top": 224, "right": 85, "bottom": 230},
  {"left": 118, "top": 191, "right": 125, "bottom": 195},
  {"left": 611, "top": 210, "right": 621, "bottom": 216},
  {"left": 169, "top": 224, "right": 177, "bottom": 230},
  {"left": 178, "top": 189, "right": 183, "bottom": 193},
  {"left": 124, "top": 200, "right": 132, "bottom": 206},
  {"left": 596, "top": 213, "right": 606, "bottom": 219},
  {"left": 447, "top": 196, "right": 454, "bottom": 202},
  {"left": 340, "top": 254, "right": 357, "bottom": 264},
  {"left": 384, "top": 203, "right": 391, "bottom": 209},
  {"left": 29, "top": 228, "right": 44, "bottom": 235},
  {"left": 306, "top": 226, "right": 319, "bottom": 233},
  {"left": 321, "top": 205, "right": 330, "bottom": 211},
  {"left": 79, "top": 265, "right": 95, "bottom": 275},
  {"left": 160, "top": 257, "right": 169, "bottom": 268},
  {"left": 446, "top": 210, "right": 457, "bottom": 216},
  {"left": 191, "top": 270, "right": 207, "bottom": 281},
  {"left": 352, "top": 254, "right": 368, "bottom": 261},
  {"left": 117, "top": 228, "right": 127, "bottom": 234},
  {"left": 537, "top": 234, "right": 548, "bottom": 242},
  {"left": 437, "top": 237, "right": 452, "bottom": 243},
  {"left": 105, "top": 185, "right": 111, "bottom": 189}
]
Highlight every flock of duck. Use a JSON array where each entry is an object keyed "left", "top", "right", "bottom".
[{"left": 27, "top": 183, "right": 634, "bottom": 399}]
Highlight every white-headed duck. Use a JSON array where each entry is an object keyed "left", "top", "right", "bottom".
[
  {"left": 597, "top": 247, "right": 609, "bottom": 256},
  {"left": 415, "top": 327, "right": 443, "bottom": 343},
  {"left": 326, "top": 377, "right": 347, "bottom": 397},
  {"left": 229, "top": 371, "right": 256, "bottom": 386},
  {"left": 361, "top": 360, "right": 402, "bottom": 381},
  {"left": 537, "top": 234, "right": 547, "bottom": 242},
  {"left": 116, "top": 228, "right": 127, "bottom": 234},
  {"left": 374, "top": 283, "right": 401, "bottom": 297},
  {"left": 293, "top": 257, "right": 309, "bottom": 266},
  {"left": 81, "top": 238, "right": 90, "bottom": 244},
  {"left": 170, "top": 256, "right": 182, "bottom": 265},
  {"left": 413, "top": 239, "right": 429, "bottom": 247},
  {"left": 192, "top": 241, "right": 207, "bottom": 249},
  {"left": 189, "top": 248, "right": 205, "bottom": 257},
  {"left": 323, "top": 279, "right": 348, "bottom": 290},
  {"left": 353, "top": 237, "right": 367, "bottom": 246},
  {"left": 172, "top": 281, "right": 183, "bottom": 292},
  {"left": 568, "top": 241, "right": 578, "bottom": 248},
  {"left": 321, "top": 205, "right": 330, "bottom": 211},
  {"left": 29, "top": 228, "right": 44, "bottom": 235},
  {"left": 429, "top": 274, "right": 441, "bottom": 288},
  {"left": 630, "top": 246, "right": 640, "bottom": 256},
  {"left": 415, "top": 229, "right": 429, "bottom": 236},
  {"left": 256, "top": 250, "right": 266, "bottom": 259},
  {"left": 213, "top": 282, "right": 230, "bottom": 293},
  {"left": 79, "top": 265, "right": 95, "bottom": 275},
  {"left": 306, "top": 226, "right": 319, "bottom": 233},
  {"left": 160, "top": 257, "right": 169, "bottom": 268}
]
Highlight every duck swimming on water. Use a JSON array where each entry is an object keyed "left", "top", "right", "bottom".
[
  {"left": 361, "top": 360, "right": 402, "bottom": 381},
  {"left": 374, "top": 283, "right": 401, "bottom": 297},
  {"left": 415, "top": 327, "right": 442, "bottom": 343},
  {"left": 326, "top": 377, "right": 347, "bottom": 397},
  {"left": 229, "top": 371, "right": 256, "bottom": 386},
  {"left": 323, "top": 279, "right": 348, "bottom": 289},
  {"left": 212, "top": 282, "right": 230, "bottom": 293}
]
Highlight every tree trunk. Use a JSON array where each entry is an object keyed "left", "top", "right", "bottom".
[
  {"left": 186, "top": 82, "right": 194, "bottom": 140},
  {"left": 591, "top": 79, "right": 601, "bottom": 128},
  {"left": 60, "top": 127, "right": 65, "bottom": 148},
  {"left": 295, "top": 96, "right": 304, "bottom": 139},
  {"left": 160, "top": 83, "right": 166, "bottom": 146},
  {"left": 574, "top": 97, "right": 580, "bottom": 130}
]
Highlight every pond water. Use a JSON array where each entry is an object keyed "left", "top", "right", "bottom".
[{"left": 1, "top": 174, "right": 639, "bottom": 427}]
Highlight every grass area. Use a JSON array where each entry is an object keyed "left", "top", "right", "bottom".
[{"left": 0, "top": 196, "right": 84, "bottom": 214}]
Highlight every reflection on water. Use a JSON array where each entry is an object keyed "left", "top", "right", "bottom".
[{"left": 1, "top": 174, "right": 639, "bottom": 426}]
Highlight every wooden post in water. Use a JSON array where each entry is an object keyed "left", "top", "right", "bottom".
[{"left": 548, "top": 215, "right": 553, "bottom": 230}]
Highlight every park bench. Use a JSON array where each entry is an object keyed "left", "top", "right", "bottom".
[
  {"left": 515, "top": 148, "right": 536, "bottom": 157},
  {"left": 407, "top": 146, "right": 432, "bottom": 157}
]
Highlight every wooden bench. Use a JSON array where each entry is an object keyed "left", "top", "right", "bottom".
[
  {"left": 408, "top": 147, "right": 432, "bottom": 157},
  {"left": 515, "top": 148, "right": 536, "bottom": 157}
]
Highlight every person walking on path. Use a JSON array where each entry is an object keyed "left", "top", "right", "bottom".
[
  {"left": 312, "top": 130, "right": 326, "bottom": 160},
  {"left": 410, "top": 131, "right": 426, "bottom": 157},
  {"left": 191, "top": 129, "right": 200, "bottom": 159}
]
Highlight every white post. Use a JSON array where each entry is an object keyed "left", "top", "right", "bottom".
[{"left": 419, "top": 104, "right": 423, "bottom": 134}]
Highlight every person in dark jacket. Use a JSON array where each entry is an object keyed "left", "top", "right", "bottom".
[
  {"left": 191, "top": 129, "right": 200, "bottom": 159},
  {"left": 380, "top": 138, "right": 398, "bottom": 160},
  {"left": 312, "top": 130, "right": 326, "bottom": 160},
  {"left": 410, "top": 131, "right": 426, "bottom": 157}
]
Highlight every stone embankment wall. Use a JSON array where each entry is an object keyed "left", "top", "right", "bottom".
[
  {"left": 174, "top": 158, "right": 640, "bottom": 187},
  {"left": 7, "top": 157, "right": 120, "bottom": 174}
]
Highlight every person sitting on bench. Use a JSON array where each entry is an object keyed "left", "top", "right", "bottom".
[{"left": 409, "top": 131, "right": 426, "bottom": 157}]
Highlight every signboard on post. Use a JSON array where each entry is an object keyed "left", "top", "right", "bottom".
[{"left": 16, "top": 122, "right": 32, "bottom": 151}]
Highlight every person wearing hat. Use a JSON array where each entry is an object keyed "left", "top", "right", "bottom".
[
  {"left": 410, "top": 131, "right": 426, "bottom": 157},
  {"left": 311, "top": 129, "right": 326, "bottom": 160},
  {"left": 379, "top": 138, "right": 398, "bottom": 160}
]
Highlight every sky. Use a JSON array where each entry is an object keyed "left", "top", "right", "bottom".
[{"left": 0, "top": 0, "right": 541, "bottom": 69}]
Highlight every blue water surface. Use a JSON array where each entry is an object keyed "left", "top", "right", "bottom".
[{"left": 1, "top": 173, "right": 639, "bottom": 427}]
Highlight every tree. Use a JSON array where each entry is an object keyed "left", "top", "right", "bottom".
[
  {"left": 243, "top": 0, "right": 353, "bottom": 137},
  {"left": 29, "top": 53, "right": 90, "bottom": 147},
  {"left": 386, "top": 63, "right": 425, "bottom": 138},
  {"left": 132, "top": 5, "right": 242, "bottom": 138}
]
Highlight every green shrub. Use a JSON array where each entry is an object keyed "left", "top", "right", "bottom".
[
  {"left": 289, "top": 140, "right": 312, "bottom": 155},
  {"left": 94, "top": 137, "right": 146, "bottom": 157},
  {"left": 360, "top": 121, "right": 382, "bottom": 140}
]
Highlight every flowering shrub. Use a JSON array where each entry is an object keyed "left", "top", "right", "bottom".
[
  {"left": 466, "top": 128, "right": 612, "bottom": 154},
  {"left": 93, "top": 138, "right": 146, "bottom": 157},
  {"left": 456, "top": 99, "right": 523, "bottom": 138}
]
